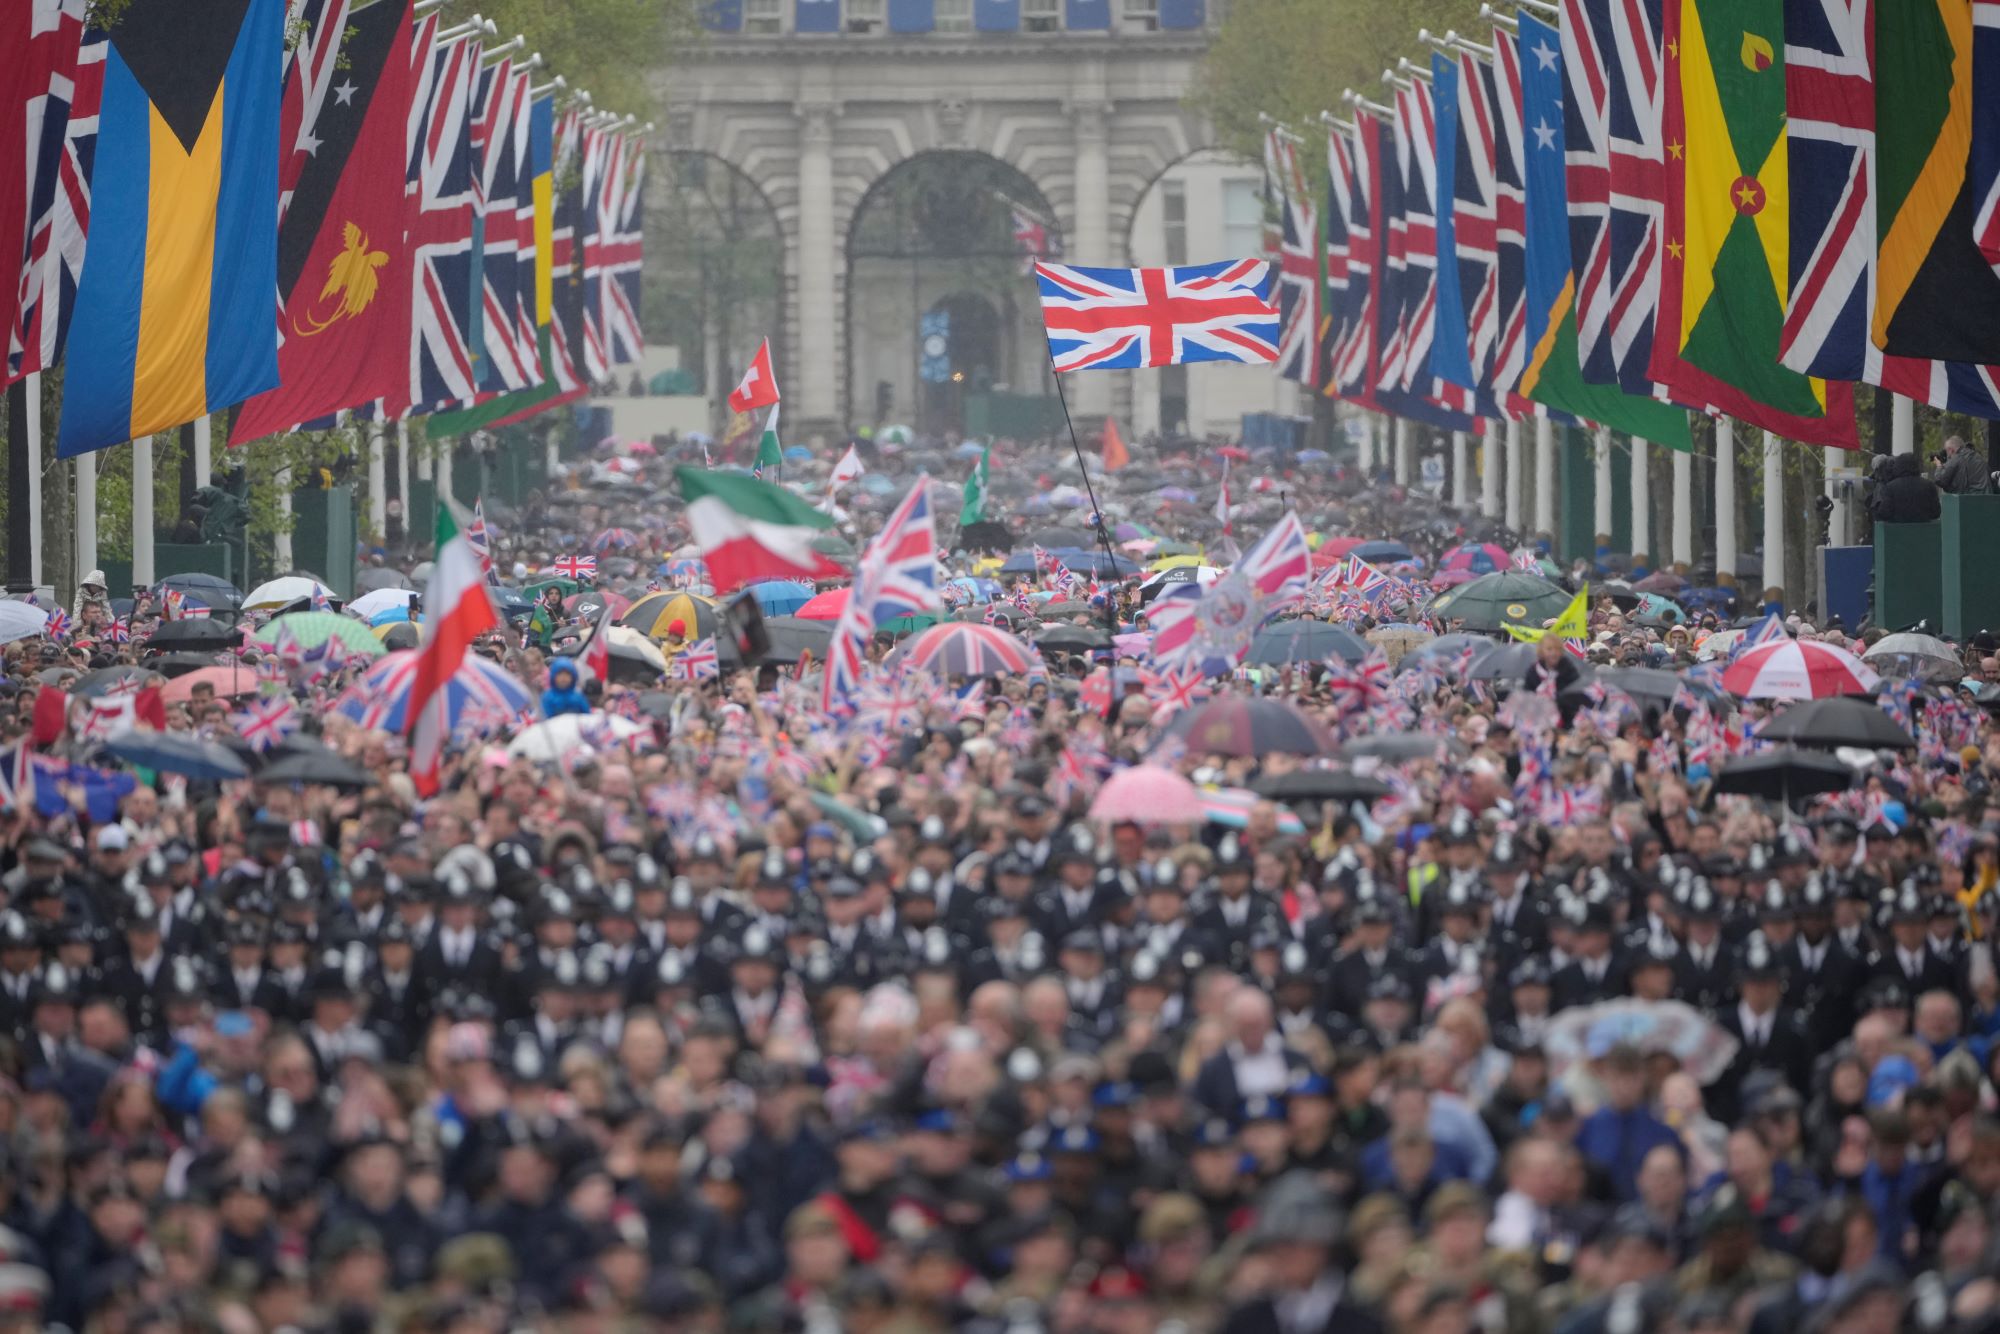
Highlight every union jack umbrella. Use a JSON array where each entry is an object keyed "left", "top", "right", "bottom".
[
  {"left": 889, "top": 623, "right": 1042, "bottom": 679},
  {"left": 333, "top": 650, "right": 537, "bottom": 734},
  {"left": 593, "top": 527, "right": 641, "bottom": 553},
  {"left": 548, "top": 554, "right": 597, "bottom": 581},
  {"left": 1034, "top": 259, "right": 1279, "bottom": 372},
  {"left": 1721, "top": 640, "right": 1880, "bottom": 702}
]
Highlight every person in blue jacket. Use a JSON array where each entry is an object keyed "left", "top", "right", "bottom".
[
  {"left": 540, "top": 657, "right": 591, "bottom": 717},
  {"left": 1577, "top": 1043, "right": 1686, "bottom": 1201}
]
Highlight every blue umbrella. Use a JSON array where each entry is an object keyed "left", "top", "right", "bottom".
[
  {"left": 946, "top": 576, "right": 1000, "bottom": 603},
  {"left": 784, "top": 445, "right": 812, "bottom": 462},
  {"left": 104, "top": 733, "right": 250, "bottom": 781},
  {"left": 749, "top": 580, "right": 815, "bottom": 616},
  {"left": 1350, "top": 539, "right": 1415, "bottom": 563}
]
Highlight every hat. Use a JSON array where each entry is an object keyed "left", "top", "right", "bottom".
[
  {"left": 1424, "top": 1180, "right": 1489, "bottom": 1223},
  {"left": 94, "top": 825, "right": 129, "bottom": 852},
  {"left": 1247, "top": 1175, "right": 1343, "bottom": 1249},
  {"left": 1190, "top": 1117, "right": 1236, "bottom": 1150},
  {"left": 1003, "top": 1152, "right": 1052, "bottom": 1183},
  {"left": 1239, "top": 1094, "right": 1286, "bottom": 1125},
  {"left": 1138, "top": 1193, "right": 1207, "bottom": 1244},
  {"left": 1698, "top": 1184, "right": 1753, "bottom": 1236},
  {"left": 1604, "top": 1203, "right": 1674, "bottom": 1251}
]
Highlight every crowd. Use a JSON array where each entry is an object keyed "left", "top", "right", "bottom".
[{"left": 0, "top": 425, "right": 1998, "bottom": 1334}]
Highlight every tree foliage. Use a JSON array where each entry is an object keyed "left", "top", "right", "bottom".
[
  {"left": 481, "top": 0, "right": 703, "bottom": 120},
  {"left": 1195, "top": 0, "right": 1488, "bottom": 167}
]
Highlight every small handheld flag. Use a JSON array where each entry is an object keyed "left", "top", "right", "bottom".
[{"left": 728, "top": 337, "right": 780, "bottom": 413}]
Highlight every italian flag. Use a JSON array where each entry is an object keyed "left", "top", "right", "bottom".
[
  {"left": 752, "top": 403, "right": 783, "bottom": 478},
  {"left": 677, "top": 466, "right": 846, "bottom": 591},
  {"left": 408, "top": 502, "right": 500, "bottom": 795}
]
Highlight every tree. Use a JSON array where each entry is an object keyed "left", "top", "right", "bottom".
[
  {"left": 1195, "top": 0, "right": 1488, "bottom": 168},
  {"left": 481, "top": 0, "right": 703, "bottom": 120}
]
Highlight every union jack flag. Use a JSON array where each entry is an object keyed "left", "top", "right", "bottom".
[
  {"left": 549, "top": 554, "right": 596, "bottom": 580},
  {"left": 998, "top": 708, "right": 1036, "bottom": 750},
  {"left": 672, "top": 637, "right": 720, "bottom": 680},
  {"left": 1034, "top": 259, "right": 1279, "bottom": 372},
  {"left": 1326, "top": 649, "right": 1392, "bottom": 716},
  {"left": 8, "top": 2, "right": 102, "bottom": 382},
  {"left": 823, "top": 478, "right": 941, "bottom": 713},
  {"left": 1268, "top": 130, "right": 1320, "bottom": 387},
  {"left": 1781, "top": 0, "right": 2000, "bottom": 414},
  {"left": 278, "top": 0, "right": 354, "bottom": 223},
  {"left": 1434, "top": 47, "right": 1503, "bottom": 399},
  {"left": 407, "top": 21, "right": 480, "bottom": 413},
  {"left": 577, "top": 123, "right": 611, "bottom": 382},
  {"left": 1333, "top": 113, "right": 1383, "bottom": 400},
  {"left": 601, "top": 135, "right": 645, "bottom": 368},
  {"left": 42, "top": 607, "right": 69, "bottom": 640},
  {"left": 1560, "top": 0, "right": 1672, "bottom": 394},
  {"left": 468, "top": 496, "right": 495, "bottom": 579},
  {"left": 468, "top": 56, "right": 533, "bottom": 392},
  {"left": 1318, "top": 124, "right": 1358, "bottom": 389},
  {"left": 1489, "top": 24, "right": 1533, "bottom": 396},
  {"left": 104, "top": 619, "right": 129, "bottom": 644},
  {"left": 310, "top": 584, "right": 332, "bottom": 612},
  {"left": 1388, "top": 80, "right": 1473, "bottom": 415},
  {"left": 1732, "top": 611, "right": 1789, "bottom": 660},
  {"left": 234, "top": 694, "right": 299, "bottom": 753},
  {"left": 1142, "top": 664, "right": 1210, "bottom": 719}
]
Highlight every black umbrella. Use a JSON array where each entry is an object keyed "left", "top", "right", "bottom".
[
  {"left": 147, "top": 619, "right": 240, "bottom": 651},
  {"left": 1467, "top": 642, "right": 1539, "bottom": 683},
  {"left": 1396, "top": 632, "right": 1496, "bottom": 674},
  {"left": 958, "top": 521, "right": 1013, "bottom": 553},
  {"left": 1711, "top": 747, "right": 1854, "bottom": 808},
  {"left": 102, "top": 732, "right": 249, "bottom": 780},
  {"left": 1036, "top": 625, "right": 1112, "bottom": 653},
  {"left": 73, "top": 665, "right": 158, "bottom": 697},
  {"left": 1247, "top": 620, "right": 1370, "bottom": 666},
  {"left": 146, "top": 653, "right": 224, "bottom": 680},
  {"left": 755, "top": 616, "right": 834, "bottom": 666},
  {"left": 1340, "top": 734, "right": 1470, "bottom": 762},
  {"left": 255, "top": 746, "right": 375, "bottom": 789},
  {"left": 1159, "top": 697, "right": 1334, "bottom": 757},
  {"left": 1757, "top": 698, "right": 1917, "bottom": 751},
  {"left": 1251, "top": 768, "right": 1393, "bottom": 803},
  {"left": 156, "top": 571, "right": 242, "bottom": 609}
]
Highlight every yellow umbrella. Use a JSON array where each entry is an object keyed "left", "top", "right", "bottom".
[
  {"left": 971, "top": 556, "right": 1004, "bottom": 576},
  {"left": 1149, "top": 554, "right": 1206, "bottom": 571},
  {"left": 620, "top": 590, "right": 717, "bottom": 640}
]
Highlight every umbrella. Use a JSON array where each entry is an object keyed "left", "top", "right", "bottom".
[
  {"left": 1425, "top": 571, "right": 1573, "bottom": 633},
  {"left": 1247, "top": 620, "right": 1370, "bottom": 666},
  {"left": 102, "top": 732, "right": 249, "bottom": 781},
  {"left": 72, "top": 665, "right": 156, "bottom": 698},
  {"left": 1340, "top": 734, "right": 1469, "bottom": 762},
  {"left": 1349, "top": 539, "right": 1414, "bottom": 564},
  {"left": 621, "top": 590, "right": 718, "bottom": 640},
  {"left": 1632, "top": 570, "right": 1687, "bottom": 593},
  {"left": 1397, "top": 632, "right": 1496, "bottom": 673},
  {"left": 807, "top": 790, "right": 889, "bottom": 841},
  {"left": 160, "top": 664, "right": 262, "bottom": 703},
  {"left": 0, "top": 602, "right": 49, "bottom": 645},
  {"left": 1088, "top": 765, "right": 1203, "bottom": 825},
  {"left": 1595, "top": 666, "right": 1707, "bottom": 711},
  {"left": 147, "top": 619, "right": 241, "bottom": 651},
  {"left": 1862, "top": 631, "right": 1962, "bottom": 683},
  {"left": 565, "top": 589, "right": 633, "bottom": 622},
  {"left": 1543, "top": 999, "right": 1740, "bottom": 1085},
  {"left": 376, "top": 622, "right": 420, "bottom": 650},
  {"left": 1163, "top": 696, "right": 1334, "bottom": 757},
  {"left": 754, "top": 616, "right": 835, "bottom": 665},
  {"left": 252, "top": 613, "right": 388, "bottom": 658},
  {"left": 1250, "top": 768, "right": 1394, "bottom": 803},
  {"left": 593, "top": 527, "right": 642, "bottom": 552},
  {"left": 507, "top": 713, "right": 648, "bottom": 759},
  {"left": 1198, "top": 787, "right": 1308, "bottom": 834},
  {"left": 148, "top": 652, "right": 224, "bottom": 679},
  {"left": 604, "top": 626, "right": 669, "bottom": 684},
  {"left": 243, "top": 576, "right": 335, "bottom": 612},
  {"left": 748, "top": 580, "right": 816, "bottom": 616},
  {"left": 1756, "top": 697, "right": 1917, "bottom": 751},
  {"left": 1029, "top": 527, "right": 1093, "bottom": 549},
  {"left": 255, "top": 746, "right": 375, "bottom": 789},
  {"left": 888, "top": 623, "right": 1043, "bottom": 677},
  {"left": 794, "top": 587, "right": 852, "bottom": 621},
  {"left": 1466, "top": 642, "right": 1539, "bottom": 684},
  {"left": 1036, "top": 624, "right": 1113, "bottom": 654},
  {"left": 1439, "top": 542, "right": 1513, "bottom": 576},
  {"left": 1712, "top": 746, "right": 1854, "bottom": 807},
  {"left": 1722, "top": 640, "right": 1880, "bottom": 700},
  {"left": 156, "top": 572, "right": 242, "bottom": 609},
  {"left": 1138, "top": 565, "right": 1222, "bottom": 604},
  {"left": 333, "top": 651, "right": 537, "bottom": 734},
  {"left": 348, "top": 588, "right": 418, "bottom": 620},
  {"left": 354, "top": 567, "right": 414, "bottom": 593}
]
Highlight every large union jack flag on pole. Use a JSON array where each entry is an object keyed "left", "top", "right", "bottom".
[
  {"left": 1267, "top": 130, "right": 1320, "bottom": 387},
  {"left": 406, "top": 23, "right": 479, "bottom": 414},
  {"left": 7, "top": 0, "right": 102, "bottom": 384},
  {"left": 1035, "top": 259, "right": 1278, "bottom": 372},
  {"left": 823, "top": 478, "right": 943, "bottom": 714}
]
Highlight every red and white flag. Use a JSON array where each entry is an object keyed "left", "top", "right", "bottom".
[
  {"left": 727, "top": 337, "right": 780, "bottom": 413},
  {"left": 409, "top": 503, "right": 499, "bottom": 795}
]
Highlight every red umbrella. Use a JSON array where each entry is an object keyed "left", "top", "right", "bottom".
[
  {"left": 1721, "top": 640, "right": 1880, "bottom": 701},
  {"left": 888, "top": 623, "right": 1042, "bottom": 677},
  {"left": 1312, "top": 537, "right": 1364, "bottom": 569},
  {"left": 1217, "top": 446, "right": 1251, "bottom": 461},
  {"left": 795, "top": 588, "right": 851, "bottom": 621}
]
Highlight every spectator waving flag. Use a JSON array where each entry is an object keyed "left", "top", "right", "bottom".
[
  {"left": 1034, "top": 259, "right": 1279, "bottom": 371},
  {"left": 0, "top": 744, "right": 35, "bottom": 815},
  {"left": 823, "top": 479, "right": 942, "bottom": 714},
  {"left": 549, "top": 554, "right": 596, "bottom": 580},
  {"left": 672, "top": 637, "right": 720, "bottom": 681},
  {"left": 233, "top": 694, "right": 299, "bottom": 753},
  {"left": 468, "top": 498, "right": 495, "bottom": 579}
]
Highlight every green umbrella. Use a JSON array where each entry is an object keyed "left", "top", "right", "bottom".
[
  {"left": 252, "top": 612, "right": 388, "bottom": 658},
  {"left": 807, "top": 791, "right": 887, "bottom": 840},
  {"left": 1425, "top": 571, "right": 1573, "bottom": 634}
]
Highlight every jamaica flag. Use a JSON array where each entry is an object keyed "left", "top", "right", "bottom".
[
  {"left": 1874, "top": 0, "right": 2000, "bottom": 366},
  {"left": 1648, "top": 0, "right": 1857, "bottom": 448}
]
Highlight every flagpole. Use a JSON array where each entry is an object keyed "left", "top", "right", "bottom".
[{"left": 1046, "top": 362, "right": 1123, "bottom": 636}]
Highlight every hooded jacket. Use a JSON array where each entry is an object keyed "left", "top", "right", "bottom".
[
  {"left": 540, "top": 657, "right": 592, "bottom": 717},
  {"left": 1868, "top": 453, "right": 1940, "bottom": 524}
]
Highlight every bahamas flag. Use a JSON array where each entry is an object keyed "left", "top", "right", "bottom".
[
  {"left": 1515, "top": 13, "right": 1692, "bottom": 448},
  {"left": 57, "top": 0, "right": 282, "bottom": 458},
  {"left": 1647, "top": 0, "right": 1856, "bottom": 448}
]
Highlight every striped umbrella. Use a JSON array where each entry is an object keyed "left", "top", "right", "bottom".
[
  {"left": 1438, "top": 542, "right": 1512, "bottom": 576},
  {"left": 621, "top": 590, "right": 717, "bottom": 640},
  {"left": 1721, "top": 639, "right": 1880, "bottom": 701},
  {"left": 593, "top": 527, "right": 642, "bottom": 552},
  {"left": 1198, "top": 787, "right": 1308, "bottom": 835},
  {"left": 888, "top": 623, "right": 1043, "bottom": 677},
  {"left": 332, "top": 651, "right": 537, "bottom": 734},
  {"left": 251, "top": 613, "right": 386, "bottom": 658}
]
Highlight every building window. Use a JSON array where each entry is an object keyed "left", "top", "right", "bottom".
[
  {"left": 1123, "top": 0, "right": 1158, "bottom": 30},
  {"left": 1162, "top": 179, "right": 1187, "bottom": 265},
  {"left": 1023, "top": 0, "right": 1059, "bottom": 29},
  {"left": 935, "top": 0, "right": 973, "bottom": 30},
  {"left": 744, "top": 0, "right": 783, "bottom": 31},
  {"left": 846, "top": 0, "right": 885, "bottom": 31},
  {"left": 1223, "top": 179, "right": 1262, "bottom": 258}
]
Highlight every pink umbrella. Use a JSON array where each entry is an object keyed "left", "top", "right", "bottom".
[
  {"left": 887, "top": 623, "right": 1042, "bottom": 676},
  {"left": 1722, "top": 639, "right": 1880, "bottom": 701},
  {"left": 162, "top": 664, "right": 262, "bottom": 704},
  {"left": 795, "top": 587, "right": 851, "bottom": 621},
  {"left": 1090, "top": 765, "right": 1202, "bottom": 825}
]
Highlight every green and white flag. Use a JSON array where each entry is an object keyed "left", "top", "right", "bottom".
[
  {"left": 752, "top": 403, "right": 784, "bottom": 478},
  {"left": 959, "top": 444, "right": 989, "bottom": 525}
]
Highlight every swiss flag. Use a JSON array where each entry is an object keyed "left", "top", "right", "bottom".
[{"left": 727, "top": 337, "right": 780, "bottom": 414}]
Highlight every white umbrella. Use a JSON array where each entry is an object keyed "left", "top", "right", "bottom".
[
  {"left": 0, "top": 601, "right": 50, "bottom": 645},
  {"left": 347, "top": 588, "right": 418, "bottom": 620},
  {"left": 506, "top": 713, "right": 647, "bottom": 759},
  {"left": 1862, "top": 631, "right": 1962, "bottom": 683},
  {"left": 243, "top": 576, "right": 334, "bottom": 611}
]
